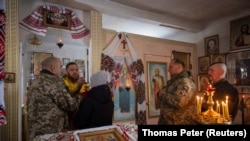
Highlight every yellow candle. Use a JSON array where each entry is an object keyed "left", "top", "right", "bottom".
[
  {"left": 222, "top": 101, "right": 225, "bottom": 117},
  {"left": 226, "top": 105, "right": 229, "bottom": 118},
  {"left": 218, "top": 103, "right": 220, "bottom": 114},
  {"left": 225, "top": 96, "right": 229, "bottom": 117},
  {"left": 199, "top": 97, "right": 202, "bottom": 114},
  {"left": 226, "top": 102, "right": 229, "bottom": 118},
  {"left": 198, "top": 76, "right": 200, "bottom": 91},
  {"left": 216, "top": 100, "right": 219, "bottom": 113},
  {"left": 196, "top": 96, "right": 200, "bottom": 114}
]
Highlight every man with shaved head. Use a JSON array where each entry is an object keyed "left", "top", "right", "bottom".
[
  {"left": 206, "top": 62, "right": 239, "bottom": 122},
  {"left": 27, "top": 56, "right": 83, "bottom": 140}
]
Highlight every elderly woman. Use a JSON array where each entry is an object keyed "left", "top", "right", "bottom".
[{"left": 73, "top": 71, "right": 114, "bottom": 129}]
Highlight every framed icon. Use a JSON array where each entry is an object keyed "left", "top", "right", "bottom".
[
  {"left": 147, "top": 61, "right": 167, "bottom": 118},
  {"left": 43, "top": 10, "right": 71, "bottom": 30},
  {"left": 62, "top": 58, "right": 70, "bottom": 66},
  {"left": 204, "top": 35, "right": 219, "bottom": 55},
  {"left": 33, "top": 52, "right": 53, "bottom": 75},
  {"left": 172, "top": 51, "right": 191, "bottom": 71},
  {"left": 4, "top": 72, "right": 15, "bottom": 83},
  {"left": 198, "top": 56, "right": 210, "bottom": 74},
  {"left": 230, "top": 15, "right": 250, "bottom": 51}
]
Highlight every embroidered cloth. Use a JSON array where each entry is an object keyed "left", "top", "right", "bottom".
[{"left": 19, "top": 5, "right": 90, "bottom": 39}]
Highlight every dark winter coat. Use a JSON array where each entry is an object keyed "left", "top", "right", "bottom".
[
  {"left": 212, "top": 78, "right": 239, "bottom": 122},
  {"left": 74, "top": 84, "right": 114, "bottom": 129}
]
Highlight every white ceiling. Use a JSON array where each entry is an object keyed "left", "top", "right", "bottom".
[{"left": 57, "top": 0, "right": 250, "bottom": 40}]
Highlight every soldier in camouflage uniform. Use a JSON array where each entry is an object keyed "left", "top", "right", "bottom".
[
  {"left": 158, "top": 58, "right": 197, "bottom": 125},
  {"left": 27, "top": 56, "right": 83, "bottom": 140}
]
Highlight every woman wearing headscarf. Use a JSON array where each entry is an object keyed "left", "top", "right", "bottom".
[{"left": 73, "top": 71, "right": 114, "bottom": 129}]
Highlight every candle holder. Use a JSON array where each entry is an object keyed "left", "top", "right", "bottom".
[
  {"left": 125, "top": 86, "right": 131, "bottom": 91},
  {"left": 202, "top": 88, "right": 220, "bottom": 117},
  {"left": 193, "top": 86, "right": 232, "bottom": 124},
  {"left": 57, "top": 42, "right": 64, "bottom": 48}
]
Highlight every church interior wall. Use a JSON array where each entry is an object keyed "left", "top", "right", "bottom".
[
  {"left": 104, "top": 30, "right": 195, "bottom": 124},
  {"left": 1, "top": 0, "right": 250, "bottom": 140}
]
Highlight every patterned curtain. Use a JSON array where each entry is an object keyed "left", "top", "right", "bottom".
[
  {"left": 0, "top": 0, "right": 7, "bottom": 126},
  {"left": 101, "top": 32, "right": 146, "bottom": 124},
  {"left": 19, "top": 5, "right": 90, "bottom": 39}
]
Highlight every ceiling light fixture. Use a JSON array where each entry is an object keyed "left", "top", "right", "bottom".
[
  {"left": 28, "top": 34, "right": 42, "bottom": 46},
  {"left": 159, "top": 24, "right": 187, "bottom": 31}
]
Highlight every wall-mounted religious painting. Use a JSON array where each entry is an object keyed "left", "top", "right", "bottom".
[
  {"left": 4, "top": 72, "right": 15, "bottom": 83},
  {"left": 62, "top": 58, "right": 70, "bottom": 66},
  {"left": 147, "top": 61, "right": 167, "bottom": 118},
  {"left": 204, "top": 35, "right": 219, "bottom": 55},
  {"left": 226, "top": 51, "right": 250, "bottom": 91},
  {"left": 75, "top": 59, "right": 85, "bottom": 70},
  {"left": 198, "top": 56, "right": 210, "bottom": 74},
  {"left": 144, "top": 54, "right": 172, "bottom": 119},
  {"left": 113, "top": 63, "right": 136, "bottom": 122},
  {"left": 172, "top": 51, "right": 191, "bottom": 71},
  {"left": 43, "top": 10, "right": 71, "bottom": 30},
  {"left": 230, "top": 15, "right": 250, "bottom": 51},
  {"left": 197, "top": 74, "right": 210, "bottom": 92},
  {"left": 235, "top": 93, "right": 250, "bottom": 124},
  {"left": 33, "top": 52, "right": 53, "bottom": 75},
  {"left": 211, "top": 53, "right": 226, "bottom": 64}
]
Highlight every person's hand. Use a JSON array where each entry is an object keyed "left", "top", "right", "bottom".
[
  {"left": 78, "top": 77, "right": 85, "bottom": 87},
  {"left": 82, "top": 91, "right": 89, "bottom": 99},
  {"left": 81, "top": 83, "right": 90, "bottom": 99},
  {"left": 83, "top": 83, "right": 90, "bottom": 91}
]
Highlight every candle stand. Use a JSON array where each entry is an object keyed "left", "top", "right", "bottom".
[{"left": 193, "top": 87, "right": 232, "bottom": 125}]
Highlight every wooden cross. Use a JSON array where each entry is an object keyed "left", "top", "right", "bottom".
[
  {"left": 121, "top": 39, "right": 128, "bottom": 55},
  {"left": 121, "top": 39, "right": 127, "bottom": 49}
]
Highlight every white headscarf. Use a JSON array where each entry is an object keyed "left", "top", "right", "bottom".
[{"left": 90, "top": 71, "right": 108, "bottom": 87}]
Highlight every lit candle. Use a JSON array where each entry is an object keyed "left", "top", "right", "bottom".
[
  {"left": 226, "top": 102, "right": 229, "bottom": 118},
  {"left": 199, "top": 96, "right": 202, "bottom": 114},
  {"left": 198, "top": 76, "right": 201, "bottom": 91},
  {"left": 222, "top": 101, "right": 225, "bottom": 117},
  {"left": 225, "top": 96, "right": 229, "bottom": 118},
  {"left": 196, "top": 96, "right": 200, "bottom": 114},
  {"left": 216, "top": 100, "right": 219, "bottom": 113},
  {"left": 218, "top": 103, "right": 220, "bottom": 114}
]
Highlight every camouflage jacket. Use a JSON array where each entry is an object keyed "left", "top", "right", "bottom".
[
  {"left": 158, "top": 71, "right": 197, "bottom": 125},
  {"left": 26, "top": 70, "right": 82, "bottom": 140}
]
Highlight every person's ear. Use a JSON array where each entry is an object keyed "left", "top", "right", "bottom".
[
  {"left": 177, "top": 64, "right": 182, "bottom": 70},
  {"left": 50, "top": 64, "right": 56, "bottom": 72},
  {"left": 219, "top": 69, "right": 224, "bottom": 76}
]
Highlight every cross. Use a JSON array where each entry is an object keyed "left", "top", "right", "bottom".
[
  {"left": 121, "top": 39, "right": 127, "bottom": 49},
  {"left": 121, "top": 39, "right": 128, "bottom": 55}
]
